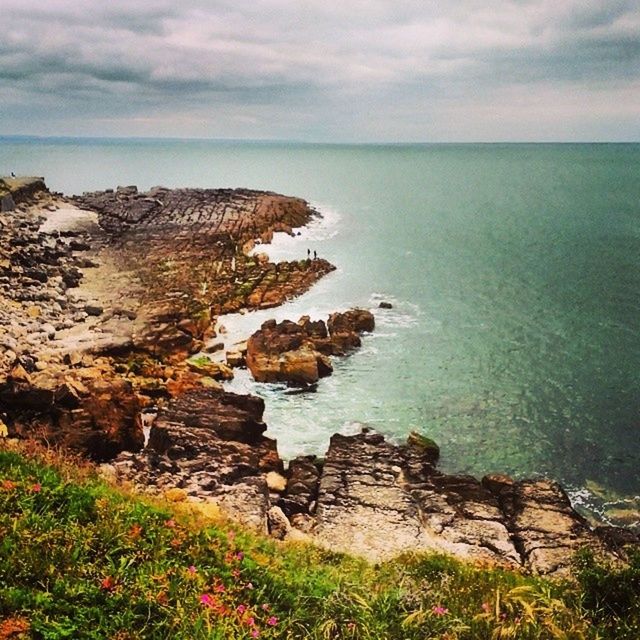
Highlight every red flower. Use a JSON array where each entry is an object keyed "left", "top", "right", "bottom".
[
  {"left": 267, "top": 616, "right": 278, "bottom": 626},
  {"left": 30, "top": 482, "right": 42, "bottom": 493},
  {"left": 100, "top": 576, "right": 116, "bottom": 591},
  {"left": 1, "top": 480, "right": 16, "bottom": 491}
]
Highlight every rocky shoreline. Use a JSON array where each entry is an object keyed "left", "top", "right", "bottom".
[{"left": 0, "top": 176, "right": 637, "bottom": 578}]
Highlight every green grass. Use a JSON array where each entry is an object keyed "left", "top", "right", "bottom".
[{"left": 0, "top": 443, "right": 638, "bottom": 639}]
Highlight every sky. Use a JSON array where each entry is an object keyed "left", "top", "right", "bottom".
[{"left": 1, "top": 0, "right": 639, "bottom": 142}]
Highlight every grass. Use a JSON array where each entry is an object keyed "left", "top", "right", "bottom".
[{"left": 0, "top": 442, "right": 638, "bottom": 639}]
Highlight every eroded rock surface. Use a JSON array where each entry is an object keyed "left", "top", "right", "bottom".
[{"left": 313, "top": 431, "right": 638, "bottom": 576}]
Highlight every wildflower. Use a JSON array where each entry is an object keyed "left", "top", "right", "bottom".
[
  {"left": 267, "top": 616, "right": 278, "bottom": 626},
  {"left": 232, "top": 568, "right": 241, "bottom": 579},
  {"left": 214, "top": 583, "right": 226, "bottom": 593},
  {"left": 200, "top": 594, "right": 213, "bottom": 606},
  {"left": 237, "top": 604, "right": 247, "bottom": 614},
  {"left": 250, "top": 630, "right": 259, "bottom": 639},
  {"left": 431, "top": 605, "right": 448, "bottom": 616},
  {"left": 235, "top": 551, "right": 244, "bottom": 561},
  {"left": 100, "top": 576, "right": 116, "bottom": 591},
  {"left": 245, "top": 582, "right": 254, "bottom": 590},
  {"left": 1, "top": 480, "right": 17, "bottom": 491},
  {"left": 129, "top": 523, "right": 143, "bottom": 539},
  {"left": 164, "top": 518, "right": 176, "bottom": 528},
  {"left": 481, "top": 602, "right": 491, "bottom": 613},
  {"left": 30, "top": 482, "right": 42, "bottom": 493},
  {"left": 346, "top": 622, "right": 356, "bottom": 631},
  {"left": 245, "top": 617, "right": 256, "bottom": 627},
  {"left": 261, "top": 604, "right": 270, "bottom": 612},
  {"left": 188, "top": 565, "right": 197, "bottom": 575}
]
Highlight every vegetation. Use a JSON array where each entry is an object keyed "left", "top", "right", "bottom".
[{"left": 0, "top": 442, "right": 638, "bottom": 639}]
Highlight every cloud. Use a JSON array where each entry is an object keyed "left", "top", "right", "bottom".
[{"left": 0, "top": 0, "right": 638, "bottom": 140}]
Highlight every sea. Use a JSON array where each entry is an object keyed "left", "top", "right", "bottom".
[{"left": 2, "top": 137, "right": 639, "bottom": 523}]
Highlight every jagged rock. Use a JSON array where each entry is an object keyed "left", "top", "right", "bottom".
[
  {"left": 328, "top": 308, "right": 375, "bottom": 335},
  {"left": 246, "top": 319, "right": 333, "bottom": 385},
  {"left": 150, "top": 388, "right": 266, "bottom": 445},
  {"left": 246, "top": 310, "right": 373, "bottom": 386}
]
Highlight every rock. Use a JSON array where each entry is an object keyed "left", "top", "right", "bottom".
[
  {"left": 266, "top": 471, "right": 287, "bottom": 492},
  {"left": 226, "top": 350, "right": 245, "bottom": 368},
  {"left": 378, "top": 301, "right": 393, "bottom": 309},
  {"left": 310, "top": 431, "right": 633, "bottom": 574},
  {"left": 84, "top": 304, "right": 103, "bottom": 316},
  {"left": 186, "top": 356, "right": 234, "bottom": 381},
  {"left": 1, "top": 195, "right": 15, "bottom": 212},
  {"left": 328, "top": 308, "right": 375, "bottom": 335},
  {"left": 268, "top": 505, "right": 292, "bottom": 540},
  {"left": 280, "top": 456, "right": 320, "bottom": 517},
  {"left": 246, "top": 310, "right": 372, "bottom": 386},
  {"left": 406, "top": 430, "right": 440, "bottom": 462},
  {"left": 149, "top": 388, "right": 267, "bottom": 445}
]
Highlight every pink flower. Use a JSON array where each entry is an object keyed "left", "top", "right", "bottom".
[
  {"left": 481, "top": 602, "right": 491, "bottom": 613},
  {"left": 246, "top": 617, "right": 256, "bottom": 627},
  {"left": 30, "top": 482, "right": 42, "bottom": 493},
  {"left": 261, "top": 604, "right": 270, "bottom": 611},
  {"left": 267, "top": 616, "right": 278, "bottom": 626},
  {"left": 250, "top": 631, "right": 259, "bottom": 639},
  {"left": 245, "top": 582, "right": 254, "bottom": 590},
  {"left": 164, "top": 519, "right": 176, "bottom": 528},
  {"left": 235, "top": 551, "right": 244, "bottom": 561},
  {"left": 214, "top": 583, "right": 226, "bottom": 593},
  {"left": 432, "top": 605, "right": 449, "bottom": 616},
  {"left": 188, "top": 565, "right": 197, "bottom": 574},
  {"left": 237, "top": 604, "right": 247, "bottom": 614},
  {"left": 200, "top": 594, "right": 212, "bottom": 606}
]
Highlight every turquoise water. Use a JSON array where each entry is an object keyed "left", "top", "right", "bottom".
[{"left": 2, "top": 138, "right": 639, "bottom": 505}]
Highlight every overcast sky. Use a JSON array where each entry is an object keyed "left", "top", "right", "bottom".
[{"left": 1, "top": 0, "right": 639, "bottom": 141}]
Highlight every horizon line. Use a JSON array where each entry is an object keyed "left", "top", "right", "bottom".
[{"left": 1, "top": 134, "right": 638, "bottom": 145}]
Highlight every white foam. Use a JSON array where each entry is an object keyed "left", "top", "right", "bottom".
[{"left": 250, "top": 203, "right": 341, "bottom": 263}]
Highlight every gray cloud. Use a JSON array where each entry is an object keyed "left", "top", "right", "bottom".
[{"left": 0, "top": 0, "right": 638, "bottom": 140}]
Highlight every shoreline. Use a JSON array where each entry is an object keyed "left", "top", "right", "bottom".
[{"left": 0, "top": 176, "right": 638, "bottom": 576}]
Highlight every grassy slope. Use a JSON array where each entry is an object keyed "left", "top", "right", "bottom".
[{"left": 0, "top": 444, "right": 638, "bottom": 640}]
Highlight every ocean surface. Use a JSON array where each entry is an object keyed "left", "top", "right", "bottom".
[{"left": 2, "top": 138, "right": 639, "bottom": 520}]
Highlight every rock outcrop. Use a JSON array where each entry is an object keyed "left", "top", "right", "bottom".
[
  {"left": 108, "top": 388, "right": 280, "bottom": 531},
  {"left": 245, "top": 310, "right": 374, "bottom": 385},
  {"left": 0, "top": 178, "right": 336, "bottom": 461},
  {"left": 312, "top": 431, "right": 636, "bottom": 576}
]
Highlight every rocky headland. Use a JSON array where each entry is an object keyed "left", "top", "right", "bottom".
[{"left": 0, "top": 176, "right": 637, "bottom": 579}]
